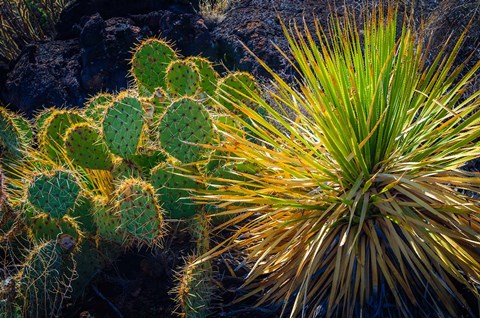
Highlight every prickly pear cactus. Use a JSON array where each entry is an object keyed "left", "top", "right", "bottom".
[
  {"left": 114, "top": 178, "right": 164, "bottom": 246},
  {"left": 84, "top": 93, "right": 113, "bottom": 122},
  {"left": 103, "top": 96, "right": 144, "bottom": 159},
  {"left": 159, "top": 97, "right": 215, "bottom": 163},
  {"left": 216, "top": 72, "right": 258, "bottom": 112},
  {"left": 151, "top": 163, "right": 201, "bottom": 218},
  {"left": 92, "top": 197, "right": 123, "bottom": 244},
  {"left": 28, "top": 213, "right": 81, "bottom": 242},
  {"left": 150, "top": 87, "right": 171, "bottom": 119},
  {"left": 27, "top": 170, "right": 81, "bottom": 219},
  {"left": 165, "top": 60, "right": 200, "bottom": 97},
  {"left": 65, "top": 123, "right": 113, "bottom": 170},
  {"left": 39, "top": 110, "right": 86, "bottom": 160},
  {"left": 186, "top": 56, "right": 218, "bottom": 97},
  {"left": 17, "top": 240, "right": 74, "bottom": 318},
  {"left": 10, "top": 115, "right": 33, "bottom": 147},
  {"left": 131, "top": 38, "right": 178, "bottom": 94},
  {"left": 174, "top": 255, "right": 213, "bottom": 318},
  {"left": 68, "top": 194, "right": 96, "bottom": 235},
  {"left": 111, "top": 158, "right": 143, "bottom": 180},
  {"left": 0, "top": 107, "right": 23, "bottom": 158}
]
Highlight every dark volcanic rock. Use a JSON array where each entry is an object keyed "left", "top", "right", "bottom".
[
  {"left": 130, "top": 11, "right": 215, "bottom": 57},
  {"left": 3, "top": 40, "right": 82, "bottom": 117},
  {"left": 79, "top": 14, "right": 141, "bottom": 93},
  {"left": 56, "top": 0, "right": 198, "bottom": 39},
  {"left": 2, "top": 8, "right": 214, "bottom": 116}
]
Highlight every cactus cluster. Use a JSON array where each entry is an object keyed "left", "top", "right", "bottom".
[{"left": 0, "top": 36, "right": 263, "bottom": 317}]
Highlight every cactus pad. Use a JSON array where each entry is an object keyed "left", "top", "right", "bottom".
[
  {"left": 114, "top": 179, "right": 164, "bottom": 246},
  {"left": 65, "top": 123, "right": 113, "bottom": 170},
  {"left": 68, "top": 195, "right": 96, "bottom": 235},
  {"left": 131, "top": 38, "right": 177, "bottom": 93},
  {"left": 187, "top": 56, "right": 218, "bottom": 97},
  {"left": 0, "top": 107, "right": 23, "bottom": 158},
  {"left": 84, "top": 93, "right": 113, "bottom": 122},
  {"left": 18, "top": 240, "right": 75, "bottom": 318},
  {"left": 92, "top": 197, "right": 123, "bottom": 244},
  {"left": 216, "top": 72, "right": 258, "bottom": 112},
  {"left": 151, "top": 164, "right": 201, "bottom": 218},
  {"left": 103, "top": 96, "right": 144, "bottom": 159},
  {"left": 29, "top": 213, "right": 80, "bottom": 242},
  {"left": 165, "top": 60, "right": 200, "bottom": 97},
  {"left": 159, "top": 98, "right": 215, "bottom": 163},
  {"left": 40, "top": 110, "right": 86, "bottom": 160},
  {"left": 111, "top": 158, "right": 143, "bottom": 180},
  {"left": 27, "top": 170, "right": 81, "bottom": 219}
]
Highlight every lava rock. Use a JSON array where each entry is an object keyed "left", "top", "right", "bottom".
[
  {"left": 130, "top": 10, "right": 215, "bottom": 57},
  {"left": 2, "top": 40, "right": 82, "bottom": 117},
  {"left": 56, "top": 0, "right": 198, "bottom": 40}
]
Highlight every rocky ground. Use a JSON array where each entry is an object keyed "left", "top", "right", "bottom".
[{"left": 0, "top": 0, "right": 479, "bottom": 317}]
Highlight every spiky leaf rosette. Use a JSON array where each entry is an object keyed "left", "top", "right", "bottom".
[
  {"left": 159, "top": 97, "right": 215, "bottom": 163},
  {"left": 165, "top": 60, "right": 201, "bottom": 97},
  {"left": 27, "top": 170, "right": 81, "bottom": 219},
  {"left": 65, "top": 122, "right": 114, "bottom": 170},
  {"left": 131, "top": 38, "right": 177, "bottom": 94},
  {"left": 151, "top": 163, "right": 202, "bottom": 219},
  {"left": 113, "top": 178, "right": 164, "bottom": 246},
  {"left": 39, "top": 110, "right": 86, "bottom": 161},
  {"left": 196, "top": 6, "right": 480, "bottom": 318},
  {"left": 103, "top": 96, "right": 144, "bottom": 159},
  {"left": 186, "top": 56, "right": 218, "bottom": 97}
]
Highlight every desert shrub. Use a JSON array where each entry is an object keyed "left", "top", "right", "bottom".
[
  {"left": 0, "top": 0, "right": 65, "bottom": 61},
  {"left": 196, "top": 4, "right": 480, "bottom": 317}
]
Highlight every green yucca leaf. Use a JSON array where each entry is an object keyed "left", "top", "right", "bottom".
[{"left": 196, "top": 4, "right": 480, "bottom": 318}]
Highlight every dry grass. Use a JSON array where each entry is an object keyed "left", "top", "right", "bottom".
[
  {"left": 198, "top": 0, "right": 235, "bottom": 24},
  {"left": 0, "top": 0, "right": 65, "bottom": 61}
]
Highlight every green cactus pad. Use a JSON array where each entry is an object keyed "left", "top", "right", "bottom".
[
  {"left": 92, "top": 197, "right": 123, "bottom": 244},
  {"left": 131, "top": 146, "right": 168, "bottom": 172},
  {"left": 186, "top": 56, "right": 218, "bottom": 97},
  {"left": 152, "top": 87, "right": 171, "bottom": 114},
  {"left": 67, "top": 240, "right": 102, "bottom": 300},
  {"left": 216, "top": 72, "right": 259, "bottom": 112},
  {"left": 159, "top": 98, "right": 215, "bottom": 163},
  {"left": 18, "top": 240, "right": 66, "bottom": 318},
  {"left": 174, "top": 255, "right": 213, "bottom": 318},
  {"left": 84, "top": 93, "right": 113, "bottom": 122},
  {"left": 29, "top": 213, "right": 80, "bottom": 242},
  {"left": 131, "top": 38, "right": 178, "bottom": 93},
  {"left": 114, "top": 179, "right": 164, "bottom": 246},
  {"left": 40, "top": 110, "right": 86, "bottom": 160},
  {"left": 0, "top": 107, "right": 23, "bottom": 158},
  {"left": 151, "top": 163, "right": 201, "bottom": 218},
  {"left": 27, "top": 170, "right": 81, "bottom": 219},
  {"left": 65, "top": 123, "right": 113, "bottom": 170},
  {"left": 68, "top": 195, "right": 96, "bottom": 235},
  {"left": 11, "top": 114, "right": 33, "bottom": 146},
  {"left": 111, "top": 158, "right": 143, "bottom": 180},
  {"left": 103, "top": 96, "right": 144, "bottom": 159},
  {"left": 165, "top": 60, "right": 200, "bottom": 97}
]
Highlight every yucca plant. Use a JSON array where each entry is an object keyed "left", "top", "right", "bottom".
[{"left": 196, "top": 4, "right": 480, "bottom": 318}]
